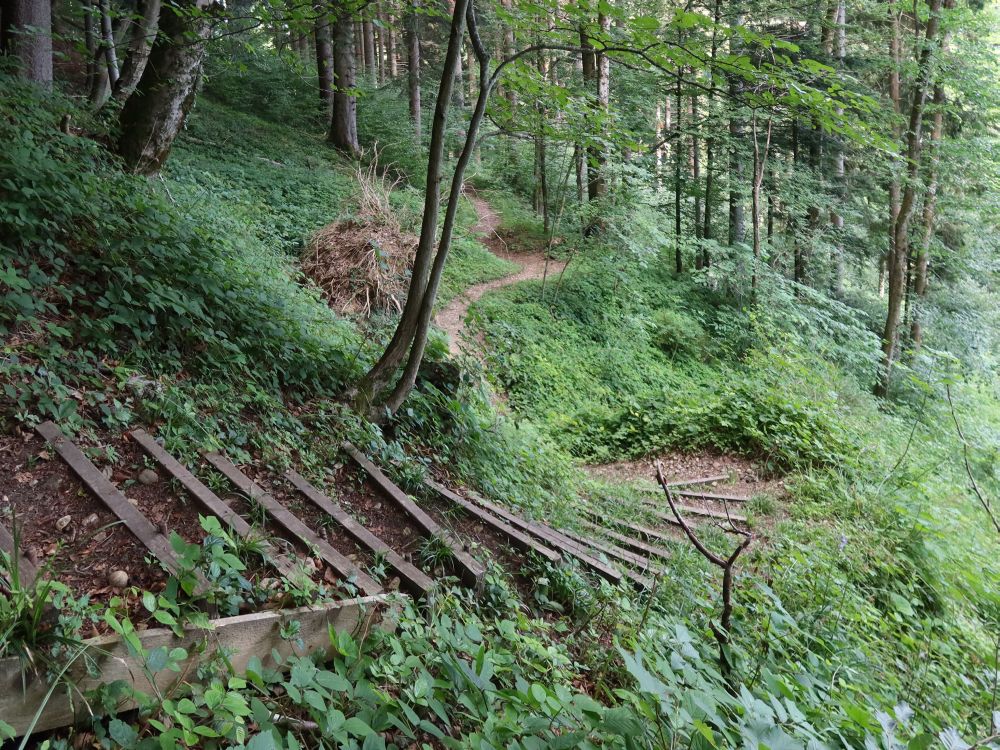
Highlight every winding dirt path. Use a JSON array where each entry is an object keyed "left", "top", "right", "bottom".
[{"left": 436, "top": 193, "right": 566, "bottom": 355}]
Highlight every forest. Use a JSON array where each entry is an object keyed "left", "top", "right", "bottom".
[{"left": 0, "top": 0, "right": 998, "bottom": 745}]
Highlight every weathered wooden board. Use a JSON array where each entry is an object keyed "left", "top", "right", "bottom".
[
  {"left": 560, "top": 526, "right": 660, "bottom": 572},
  {"left": 663, "top": 474, "right": 730, "bottom": 488},
  {"left": 343, "top": 443, "right": 485, "bottom": 590},
  {"left": 2, "top": 595, "right": 395, "bottom": 736},
  {"left": 644, "top": 501, "right": 748, "bottom": 525},
  {"left": 286, "top": 470, "right": 435, "bottom": 598},
  {"left": 131, "top": 430, "right": 301, "bottom": 582},
  {"left": 423, "top": 479, "right": 561, "bottom": 564},
  {"left": 601, "top": 515, "right": 679, "bottom": 547},
  {"left": 35, "top": 422, "right": 206, "bottom": 591},
  {"left": 465, "top": 492, "right": 624, "bottom": 586},
  {"left": 204, "top": 453, "right": 381, "bottom": 597},
  {"left": 0, "top": 520, "right": 39, "bottom": 586},
  {"left": 583, "top": 521, "right": 674, "bottom": 562},
  {"left": 675, "top": 490, "right": 750, "bottom": 504}
]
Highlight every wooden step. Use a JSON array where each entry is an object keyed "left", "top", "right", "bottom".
[
  {"left": 464, "top": 493, "right": 624, "bottom": 586},
  {"left": 204, "top": 453, "right": 381, "bottom": 597},
  {"left": 343, "top": 443, "right": 485, "bottom": 590},
  {"left": 583, "top": 522, "right": 674, "bottom": 562},
  {"left": 663, "top": 474, "right": 730, "bottom": 488},
  {"left": 601, "top": 514, "right": 679, "bottom": 547},
  {"left": 559, "top": 526, "right": 660, "bottom": 572},
  {"left": 675, "top": 490, "right": 750, "bottom": 504},
  {"left": 424, "top": 479, "right": 561, "bottom": 564},
  {"left": 36, "top": 422, "right": 208, "bottom": 594},
  {"left": 131, "top": 430, "right": 301, "bottom": 582},
  {"left": 644, "top": 500, "right": 747, "bottom": 525},
  {"left": 286, "top": 470, "right": 435, "bottom": 598}
]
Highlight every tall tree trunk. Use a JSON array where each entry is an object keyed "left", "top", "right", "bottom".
[
  {"left": 406, "top": 0, "right": 420, "bottom": 140},
  {"left": 691, "top": 93, "right": 702, "bottom": 246},
  {"left": 594, "top": 12, "right": 610, "bottom": 196},
  {"left": 113, "top": 0, "right": 161, "bottom": 100},
  {"left": 328, "top": 10, "right": 360, "bottom": 156},
  {"left": 909, "top": 83, "right": 944, "bottom": 354},
  {"left": 82, "top": 0, "right": 99, "bottom": 94},
  {"left": 118, "top": 0, "right": 211, "bottom": 174},
  {"left": 830, "top": 0, "right": 846, "bottom": 297},
  {"left": 727, "top": 2, "right": 744, "bottom": 247},
  {"left": 315, "top": 4, "right": 334, "bottom": 107},
  {"left": 95, "top": 0, "right": 119, "bottom": 95},
  {"left": 353, "top": 0, "right": 473, "bottom": 411},
  {"left": 362, "top": 16, "right": 375, "bottom": 77},
  {"left": 501, "top": 0, "right": 515, "bottom": 107},
  {"left": 750, "top": 114, "right": 772, "bottom": 292},
  {"left": 386, "top": 14, "right": 397, "bottom": 76},
  {"left": 877, "top": 0, "right": 947, "bottom": 396},
  {"left": 375, "top": 10, "right": 385, "bottom": 84},
  {"left": 1, "top": 0, "right": 52, "bottom": 83},
  {"left": 674, "top": 68, "right": 683, "bottom": 273},
  {"left": 701, "top": 0, "right": 721, "bottom": 267}
]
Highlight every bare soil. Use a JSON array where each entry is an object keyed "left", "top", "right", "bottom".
[{"left": 435, "top": 192, "right": 567, "bottom": 355}]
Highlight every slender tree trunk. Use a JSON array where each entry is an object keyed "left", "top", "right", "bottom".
[
  {"left": 362, "top": 16, "right": 375, "bottom": 78},
  {"left": 674, "top": 68, "right": 683, "bottom": 273},
  {"left": 750, "top": 114, "right": 772, "bottom": 292},
  {"left": 701, "top": 0, "right": 721, "bottom": 267},
  {"left": 595, "top": 12, "right": 610, "bottom": 196},
  {"left": 909, "top": 83, "right": 944, "bottom": 354},
  {"left": 386, "top": 15, "right": 397, "bottom": 76},
  {"left": 406, "top": 0, "right": 421, "bottom": 140},
  {"left": 83, "top": 0, "right": 99, "bottom": 93},
  {"left": 353, "top": 0, "right": 472, "bottom": 410},
  {"left": 727, "top": 3, "right": 745, "bottom": 247},
  {"left": 329, "top": 10, "right": 360, "bottom": 156},
  {"left": 830, "top": 0, "right": 846, "bottom": 296},
  {"left": 877, "top": 0, "right": 947, "bottom": 396},
  {"left": 501, "top": 0, "right": 515, "bottom": 107},
  {"left": 375, "top": 10, "right": 385, "bottom": 84},
  {"left": 691, "top": 93, "right": 702, "bottom": 246},
  {"left": 114, "top": 0, "right": 161, "bottom": 100},
  {"left": 1, "top": 0, "right": 52, "bottom": 83},
  {"left": 315, "top": 4, "right": 334, "bottom": 107},
  {"left": 118, "top": 0, "right": 211, "bottom": 174}
]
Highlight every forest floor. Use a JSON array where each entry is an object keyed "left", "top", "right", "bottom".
[{"left": 436, "top": 191, "right": 567, "bottom": 355}]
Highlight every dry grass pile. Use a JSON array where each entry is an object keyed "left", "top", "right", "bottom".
[{"left": 302, "top": 158, "right": 417, "bottom": 316}]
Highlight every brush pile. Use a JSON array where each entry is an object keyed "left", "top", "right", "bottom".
[{"left": 302, "top": 158, "right": 416, "bottom": 316}]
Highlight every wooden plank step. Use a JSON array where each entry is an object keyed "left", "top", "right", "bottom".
[
  {"left": 601, "top": 514, "right": 679, "bottom": 547},
  {"left": 343, "top": 443, "right": 485, "bottom": 590},
  {"left": 675, "top": 490, "right": 750, "bottom": 504},
  {"left": 583, "top": 522, "right": 674, "bottom": 562},
  {"left": 2, "top": 594, "right": 394, "bottom": 736},
  {"left": 644, "top": 501, "right": 747, "bottom": 524},
  {"left": 36, "top": 422, "right": 207, "bottom": 591},
  {"left": 559, "top": 526, "right": 660, "bottom": 572},
  {"left": 464, "top": 493, "right": 624, "bottom": 586},
  {"left": 663, "top": 474, "right": 730, "bottom": 488},
  {"left": 285, "top": 470, "right": 435, "bottom": 598},
  {"left": 423, "top": 479, "right": 561, "bottom": 564},
  {"left": 204, "top": 453, "right": 381, "bottom": 597},
  {"left": 0, "top": 520, "right": 39, "bottom": 587},
  {"left": 130, "top": 430, "right": 301, "bottom": 582}
]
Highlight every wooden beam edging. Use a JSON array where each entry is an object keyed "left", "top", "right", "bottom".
[
  {"left": 0, "top": 520, "right": 39, "bottom": 587},
  {"left": 675, "top": 490, "right": 750, "bottom": 504},
  {"left": 130, "top": 430, "right": 302, "bottom": 583},
  {"left": 582, "top": 521, "right": 674, "bottom": 562},
  {"left": 663, "top": 474, "right": 730, "bottom": 488},
  {"left": 643, "top": 501, "right": 748, "bottom": 525},
  {"left": 342, "top": 443, "right": 485, "bottom": 590},
  {"left": 423, "top": 479, "right": 561, "bottom": 565},
  {"left": 463, "top": 492, "right": 623, "bottom": 586},
  {"left": 285, "top": 470, "right": 436, "bottom": 598},
  {"left": 35, "top": 422, "right": 208, "bottom": 593},
  {"left": 203, "top": 453, "right": 381, "bottom": 597},
  {"left": 559, "top": 526, "right": 659, "bottom": 572},
  {"left": 1, "top": 594, "right": 399, "bottom": 737}
]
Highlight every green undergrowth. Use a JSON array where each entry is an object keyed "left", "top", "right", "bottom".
[{"left": 2, "top": 64, "right": 999, "bottom": 749}]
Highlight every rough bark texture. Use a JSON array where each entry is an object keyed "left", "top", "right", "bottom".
[
  {"left": 114, "top": 0, "right": 162, "bottom": 101},
  {"left": 118, "top": 0, "right": 211, "bottom": 174},
  {"left": 315, "top": 5, "right": 334, "bottom": 106},
  {"left": 329, "top": 10, "right": 360, "bottom": 156},
  {"left": 406, "top": 0, "right": 420, "bottom": 140},
  {"left": 362, "top": 17, "right": 375, "bottom": 77},
  {"left": 2, "top": 0, "right": 52, "bottom": 83}
]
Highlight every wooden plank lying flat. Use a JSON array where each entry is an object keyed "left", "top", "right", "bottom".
[
  {"left": 343, "top": 443, "right": 485, "bottom": 590},
  {"left": 286, "top": 470, "right": 435, "bottom": 598},
  {"left": 560, "top": 526, "right": 659, "bottom": 571},
  {"left": 601, "top": 514, "right": 679, "bottom": 547},
  {"left": 644, "top": 501, "right": 748, "bottom": 524},
  {"left": 675, "top": 490, "right": 750, "bottom": 504},
  {"left": 36, "top": 422, "right": 204, "bottom": 589},
  {"left": 584, "top": 521, "right": 674, "bottom": 562},
  {"left": 465, "top": 493, "right": 624, "bottom": 586},
  {"left": 131, "top": 430, "right": 301, "bottom": 582},
  {"left": 424, "top": 479, "right": 561, "bottom": 564},
  {"left": 0, "top": 521, "right": 39, "bottom": 586},
  {"left": 204, "top": 453, "right": 381, "bottom": 597},
  {"left": 2, "top": 594, "right": 394, "bottom": 736},
  {"left": 663, "top": 474, "right": 730, "bottom": 488}
]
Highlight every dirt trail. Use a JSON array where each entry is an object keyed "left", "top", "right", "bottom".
[{"left": 436, "top": 193, "right": 566, "bottom": 355}]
